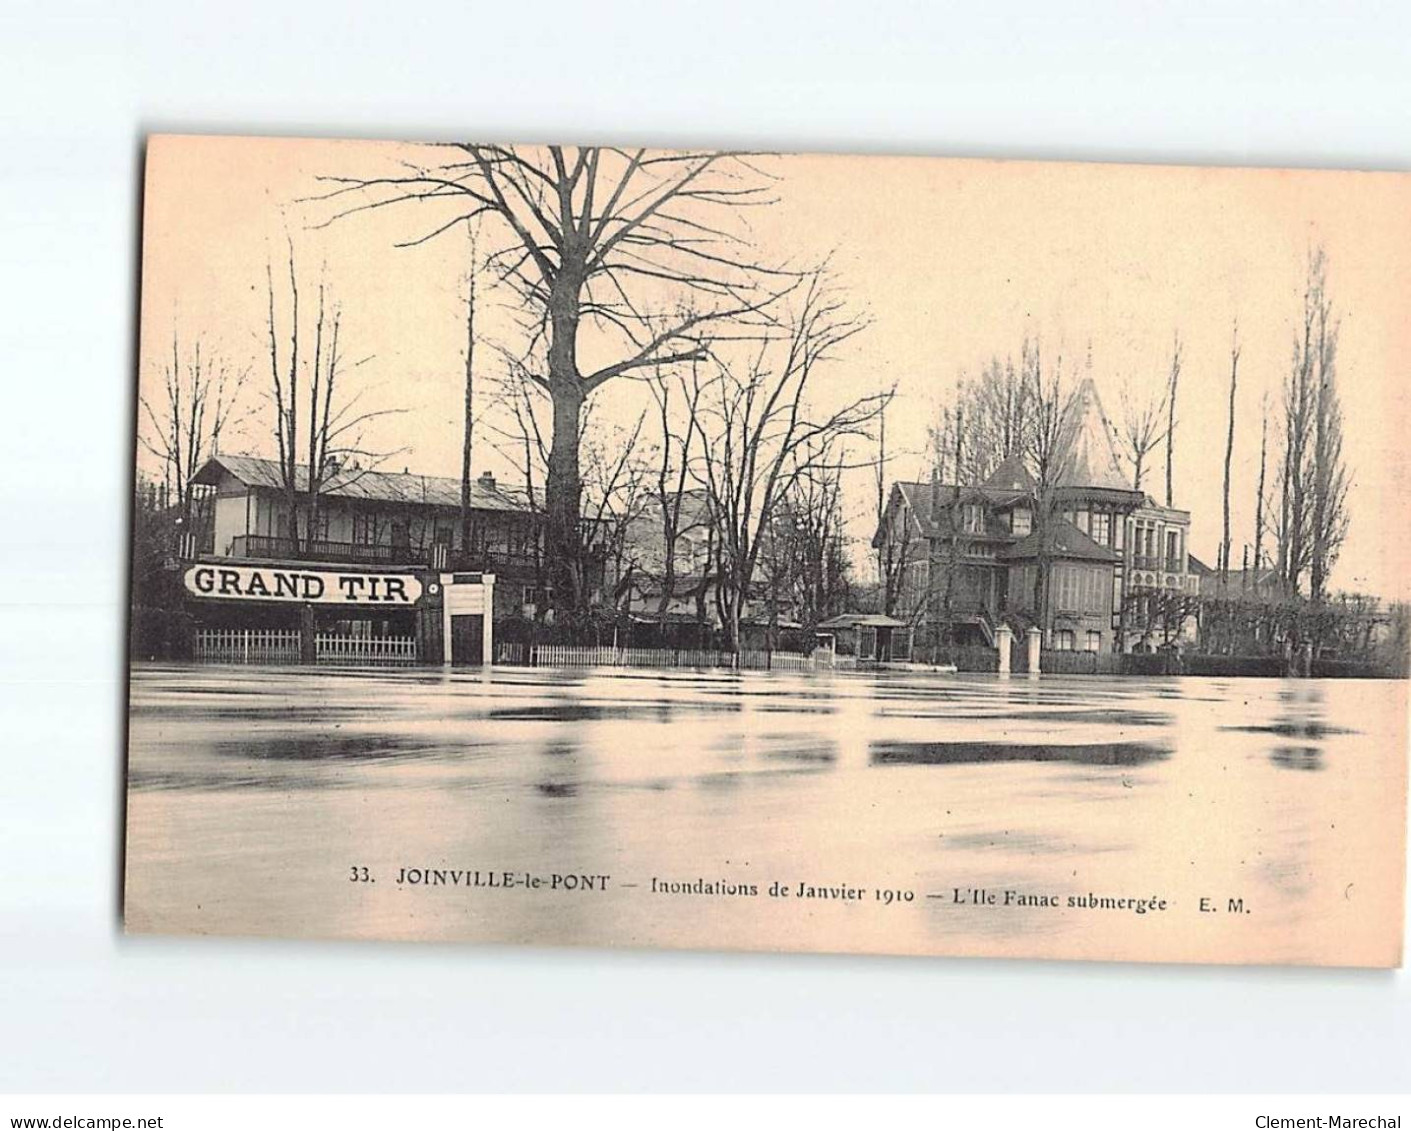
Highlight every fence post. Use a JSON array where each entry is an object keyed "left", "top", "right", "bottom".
[{"left": 243, "top": 629, "right": 249, "bottom": 664}]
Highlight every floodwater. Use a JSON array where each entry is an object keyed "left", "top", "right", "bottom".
[{"left": 124, "top": 665, "right": 1408, "bottom": 966}]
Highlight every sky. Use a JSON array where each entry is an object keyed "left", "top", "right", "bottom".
[{"left": 139, "top": 135, "right": 1411, "bottom": 600}]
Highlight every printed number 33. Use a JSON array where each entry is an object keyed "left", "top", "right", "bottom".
[{"left": 349, "top": 866, "right": 373, "bottom": 883}]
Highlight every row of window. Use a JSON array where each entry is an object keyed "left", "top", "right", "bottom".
[
  {"left": 1052, "top": 629, "right": 1103, "bottom": 652},
  {"left": 960, "top": 504, "right": 1032, "bottom": 536},
  {"left": 1051, "top": 564, "right": 1108, "bottom": 616}
]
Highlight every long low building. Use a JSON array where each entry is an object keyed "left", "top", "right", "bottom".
[{"left": 174, "top": 454, "right": 581, "bottom": 665}]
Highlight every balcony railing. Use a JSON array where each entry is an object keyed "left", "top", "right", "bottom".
[
  {"left": 226, "top": 533, "right": 542, "bottom": 572},
  {"left": 229, "top": 534, "right": 423, "bottom": 566},
  {"left": 1131, "top": 554, "right": 1186, "bottom": 574}
]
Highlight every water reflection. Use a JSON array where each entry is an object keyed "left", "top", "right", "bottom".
[
  {"left": 871, "top": 741, "right": 1169, "bottom": 767},
  {"left": 124, "top": 665, "right": 1408, "bottom": 965}
]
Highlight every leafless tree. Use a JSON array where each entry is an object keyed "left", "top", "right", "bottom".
[
  {"left": 310, "top": 145, "right": 791, "bottom": 614},
  {"left": 696, "top": 270, "right": 884, "bottom": 654},
  {"left": 776, "top": 440, "right": 851, "bottom": 635},
  {"left": 1307, "top": 251, "right": 1350, "bottom": 602},
  {"left": 1022, "top": 336, "right": 1068, "bottom": 628},
  {"left": 1117, "top": 372, "right": 1169, "bottom": 493},
  {"left": 928, "top": 356, "right": 1035, "bottom": 486},
  {"left": 647, "top": 356, "right": 709, "bottom": 623},
  {"left": 874, "top": 398, "right": 919, "bottom": 619},
  {"left": 579, "top": 402, "right": 652, "bottom": 612},
  {"left": 265, "top": 240, "right": 395, "bottom": 558},
  {"left": 138, "top": 325, "right": 251, "bottom": 526},
  {"left": 459, "top": 222, "right": 481, "bottom": 557},
  {"left": 1163, "top": 333, "right": 1182, "bottom": 507},
  {"left": 1219, "top": 321, "right": 1240, "bottom": 584},
  {"left": 482, "top": 354, "right": 552, "bottom": 610},
  {"left": 1276, "top": 247, "right": 1349, "bottom": 599}
]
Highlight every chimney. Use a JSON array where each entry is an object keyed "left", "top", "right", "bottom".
[{"left": 478, "top": 471, "right": 497, "bottom": 490}]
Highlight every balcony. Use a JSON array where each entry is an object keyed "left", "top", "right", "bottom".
[
  {"left": 1132, "top": 553, "right": 1186, "bottom": 575},
  {"left": 229, "top": 534, "right": 427, "bottom": 567},
  {"left": 226, "top": 534, "right": 544, "bottom": 573}
]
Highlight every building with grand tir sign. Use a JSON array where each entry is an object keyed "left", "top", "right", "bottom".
[
  {"left": 874, "top": 378, "right": 1199, "bottom": 657},
  {"left": 177, "top": 454, "right": 564, "bottom": 665}
]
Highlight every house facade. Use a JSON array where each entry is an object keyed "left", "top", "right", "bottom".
[{"left": 874, "top": 377, "right": 1197, "bottom": 655}]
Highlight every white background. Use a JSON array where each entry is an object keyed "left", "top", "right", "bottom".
[{"left": 1, "top": 0, "right": 1409, "bottom": 1094}]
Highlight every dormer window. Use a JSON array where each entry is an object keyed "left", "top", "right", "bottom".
[
  {"left": 962, "top": 503, "right": 984, "bottom": 534},
  {"left": 1011, "top": 507, "right": 1032, "bottom": 536}
]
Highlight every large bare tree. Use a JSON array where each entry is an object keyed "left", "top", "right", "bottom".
[
  {"left": 697, "top": 271, "right": 884, "bottom": 654},
  {"left": 311, "top": 145, "right": 787, "bottom": 613}
]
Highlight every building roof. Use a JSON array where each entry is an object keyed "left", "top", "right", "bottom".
[
  {"left": 1202, "top": 565, "right": 1282, "bottom": 592},
  {"left": 816, "top": 613, "right": 909, "bottom": 630},
  {"left": 193, "top": 454, "right": 532, "bottom": 513},
  {"left": 1052, "top": 378, "right": 1134, "bottom": 492},
  {"left": 887, "top": 479, "right": 1031, "bottom": 542},
  {"left": 997, "top": 517, "right": 1118, "bottom": 563},
  {"left": 982, "top": 451, "right": 1035, "bottom": 491}
]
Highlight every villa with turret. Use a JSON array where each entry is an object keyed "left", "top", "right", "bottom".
[{"left": 874, "top": 378, "right": 1197, "bottom": 658}]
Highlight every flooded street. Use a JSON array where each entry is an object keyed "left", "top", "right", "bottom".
[{"left": 124, "top": 664, "right": 1407, "bottom": 966}]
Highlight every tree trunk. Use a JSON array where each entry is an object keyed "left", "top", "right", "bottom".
[
  {"left": 1220, "top": 335, "right": 1239, "bottom": 585},
  {"left": 1253, "top": 412, "right": 1267, "bottom": 591},
  {"left": 544, "top": 271, "right": 586, "bottom": 612},
  {"left": 460, "top": 255, "right": 477, "bottom": 563}
]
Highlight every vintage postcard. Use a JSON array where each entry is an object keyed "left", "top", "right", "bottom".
[{"left": 125, "top": 135, "right": 1410, "bottom": 966}]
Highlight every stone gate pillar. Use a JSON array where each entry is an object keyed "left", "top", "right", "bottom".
[
  {"left": 995, "top": 623, "right": 1013, "bottom": 676},
  {"left": 1026, "top": 626, "right": 1042, "bottom": 676}
]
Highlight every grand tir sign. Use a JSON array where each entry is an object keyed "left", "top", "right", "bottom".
[{"left": 184, "top": 564, "right": 423, "bottom": 605}]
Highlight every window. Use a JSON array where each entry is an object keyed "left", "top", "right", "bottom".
[
  {"left": 962, "top": 503, "right": 984, "bottom": 534},
  {"left": 1054, "top": 629, "right": 1075, "bottom": 651},
  {"left": 1166, "top": 529, "right": 1180, "bottom": 570},
  {"left": 1091, "top": 512, "right": 1111, "bottom": 546},
  {"left": 435, "top": 524, "right": 455, "bottom": 547},
  {"left": 1085, "top": 631, "right": 1102, "bottom": 652},
  {"left": 1011, "top": 508, "right": 1032, "bottom": 536},
  {"left": 352, "top": 513, "right": 376, "bottom": 545},
  {"left": 522, "top": 586, "right": 554, "bottom": 609}
]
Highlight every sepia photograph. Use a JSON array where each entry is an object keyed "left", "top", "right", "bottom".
[{"left": 123, "top": 135, "right": 1410, "bottom": 967}]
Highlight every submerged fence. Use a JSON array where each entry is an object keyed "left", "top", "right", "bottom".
[
  {"left": 192, "top": 629, "right": 300, "bottom": 664},
  {"left": 192, "top": 629, "right": 418, "bottom": 666},
  {"left": 495, "top": 642, "right": 814, "bottom": 671},
  {"left": 315, "top": 633, "right": 419, "bottom": 665}
]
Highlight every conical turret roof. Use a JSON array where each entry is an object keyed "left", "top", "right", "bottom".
[{"left": 1053, "top": 378, "right": 1132, "bottom": 492}]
